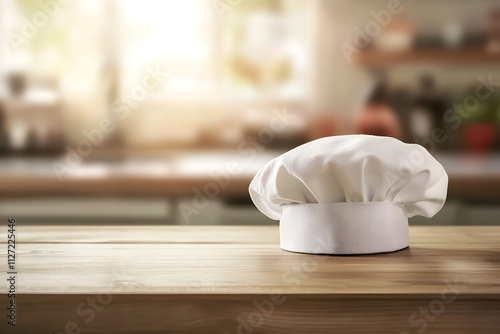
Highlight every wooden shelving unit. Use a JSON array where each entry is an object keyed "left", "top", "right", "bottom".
[{"left": 354, "top": 48, "right": 500, "bottom": 67}]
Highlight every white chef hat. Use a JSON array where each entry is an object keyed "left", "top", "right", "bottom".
[{"left": 249, "top": 135, "right": 448, "bottom": 255}]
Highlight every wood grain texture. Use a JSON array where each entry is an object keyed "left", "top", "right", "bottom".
[
  {"left": 1, "top": 294, "right": 499, "bottom": 334},
  {"left": 0, "top": 225, "right": 280, "bottom": 244},
  {"left": 0, "top": 226, "right": 499, "bottom": 333}
]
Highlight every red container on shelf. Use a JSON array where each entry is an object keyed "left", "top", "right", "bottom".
[{"left": 463, "top": 123, "right": 496, "bottom": 152}]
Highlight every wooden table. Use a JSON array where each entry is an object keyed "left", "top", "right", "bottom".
[{"left": 1, "top": 225, "right": 500, "bottom": 333}]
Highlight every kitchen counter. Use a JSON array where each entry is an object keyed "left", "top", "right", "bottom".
[
  {"left": 1, "top": 225, "right": 499, "bottom": 333},
  {"left": 0, "top": 150, "right": 280, "bottom": 197},
  {"left": 1, "top": 152, "right": 500, "bottom": 200}
]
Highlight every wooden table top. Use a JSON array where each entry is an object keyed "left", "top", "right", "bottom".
[
  {"left": 1, "top": 225, "right": 500, "bottom": 334},
  {"left": 2, "top": 225, "right": 499, "bottom": 296}
]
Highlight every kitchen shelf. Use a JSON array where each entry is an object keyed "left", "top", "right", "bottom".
[{"left": 354, "top": 48, "right": 500, "bottom": 67}]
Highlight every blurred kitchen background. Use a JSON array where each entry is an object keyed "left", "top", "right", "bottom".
[{"left": 0, "top": 0, "right": 499, "bottom": 225}]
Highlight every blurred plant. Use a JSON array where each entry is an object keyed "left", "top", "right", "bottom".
[
  {"left": 460, "top": 88, "right": 497, "bottom": 151},
  {"left": 495, "top": 95, "right": 500, "bottom": 125},
  {"left": 460, "top": 88, "right": 496, "bottom": 123}
]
